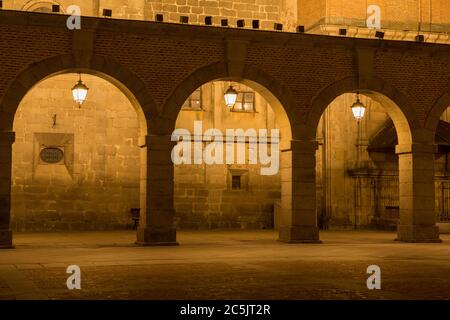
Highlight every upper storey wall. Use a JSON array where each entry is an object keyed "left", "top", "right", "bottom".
[
  {"left": 4, "top": 0, "right": 297, "bottom": 31},
  {"left": 7, "top": 1, "right": 450, "bottom": 34},
  {"left": 299, "top": 0, "right": 450, "bottom": 33}
]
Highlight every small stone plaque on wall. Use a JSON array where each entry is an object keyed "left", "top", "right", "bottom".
[
  {"left": 40, "top": 147, "right": 64, "bottom": 164},
  {"left": 33, "top": 133, "right": 74, "bottom": 176}
]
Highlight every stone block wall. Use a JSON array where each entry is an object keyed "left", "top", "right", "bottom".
[
  {"left": 7, "top": 0, "right": 291, "bottom": 31},
  {"left": 174, "top": 163, "right": 280, "bottom": 229},
  {"left": 299, "top": 0, "right": 450, "bottom": 30},
  {"left": 174, "top": 81, "right": 281, "bottom": 229},
  {"left": 316, "top": 93, "right": 392, "bottom": 229},
  {"left": 297, "top": 0, "right": 325, "bottom": 29},
  {"left": 6, "top": 0, "right": 450, "bottom": 38},
  {"left": 316, "top": 93, "right": 450, "bottom": 231},
  {"left": 145, "top": 0, "right": 285, "bottom": 30},
  {"left": 11, "top": 74, "right": 141, "bottom": 231}
]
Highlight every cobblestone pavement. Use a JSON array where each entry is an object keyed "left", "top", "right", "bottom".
[{"left": 0, "top": 230, "right": 449, "bottom": 300}]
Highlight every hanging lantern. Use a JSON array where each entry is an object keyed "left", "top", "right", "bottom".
[
  {"left": 224, "top": 85, "right": 238, "bottom": 108},
  {"left": 72, "top": 74, "right": 89, "bottom": 106},
  {"left": 351, "top": 94, "right": 366, "bottom": 120}
]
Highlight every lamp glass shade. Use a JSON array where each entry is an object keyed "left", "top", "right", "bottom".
[
  {"left": 224, "top": 86, "right": 238, "bottom": 107},
  {"left": 351, "top": 99, "right": 366, "bottom": 120},
  {"left": 72, "top": 80, "right": 89, "bottom": 105}
]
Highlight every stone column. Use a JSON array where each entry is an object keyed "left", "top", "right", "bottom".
[
  {"left": 0, "top": 132, "right": 14, "bottom": 249},
  {"left": 396, "top": 143, "right": 441, "bottom": 242},
  {"left": 278, "top": 140, "right": 321, "bottom": 243},
  {"left": 136, "top": 135, "right": 178, "bottom": 246}
]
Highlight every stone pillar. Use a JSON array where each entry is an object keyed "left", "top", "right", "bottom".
[
  {"left": 136, "top": 135, "right": 178, "bottom": 246},
  {"left": 278, "top": 140, "right": 321, "bottom": 243},
  {"left": 396, "top": 143, "right": 441, "bottom": 242},
  {"left": 0, "top": 132, "right": 14, "bottom": 249}
]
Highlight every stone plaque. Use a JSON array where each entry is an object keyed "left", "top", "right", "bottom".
[{"left": 40, "top": 147, "right": 64, "bottom": 164}]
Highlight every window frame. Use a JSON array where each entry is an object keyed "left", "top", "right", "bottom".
[
  {"left": 231, "top": 175, "right": 242, "bottom": 190},
  {"left": 231, "top": 91, "right": 256, "bottom": 113},
  {"left": 181, "top": 87, "right": 203, "bottom": 111},
  {"left": 227, "top": 168, "right": 249, "bottom": 192}
]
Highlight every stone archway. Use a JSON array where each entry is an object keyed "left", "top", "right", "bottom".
[
  {"left": 0, "top": 54, "right": 156, "bottom": 134},
  {"left": 424, "top": 89, "right": 450, "bottom": 141},
  {"left": 306, "top": 76, "right": 440, "bottom": 243},
  {"left": 152, "top": 62, "right": 322, "bottom": 243},
  {"left": 0, "top": 54, "right": 156, "bottom": 248},
  {"left": 305, "top": 76, "right": 417, "bottom": 143},
  {"left": 161, "top": 62, "right": 295, "bottom": 142},
  {"left": 22, "top": 0, "right": 66, "bottom": 13},
  {"left": 424, "top": 87, "right": 450, "bottom": 234}
]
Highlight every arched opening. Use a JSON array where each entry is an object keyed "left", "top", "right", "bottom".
[
  {"left": 429, "top": 105, "right": 450, "bottom": 234},
  {"left": 424, "top": 90, "right": 450, "bottom": 236},
  {"left": 312, "top": 87, "right": 413, "bottom": 235},
  {"left": 171, "top": 78, "right": 292, "bottom": 236},
  {"left": 22, "top": 1, "right": 65, "bottom": 13},
  {"left": 9, "top": 71, "right": 147, "bottom": 233}
]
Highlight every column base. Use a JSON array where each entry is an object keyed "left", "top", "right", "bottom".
[
  {"left": 437, "top": 222, "right": 450, "bottom": 234},
  {"left": 278, "top": 226, "right": 322, "bottom": 244},
  {"left": 135, "top": 227, "right": 179, "bottom": 246},
  {"left": 0, "top": 229, "right": 14, "bottom": 249},
  {"left": 396, "top": 225, "right": 442, "bottom": 243}
]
